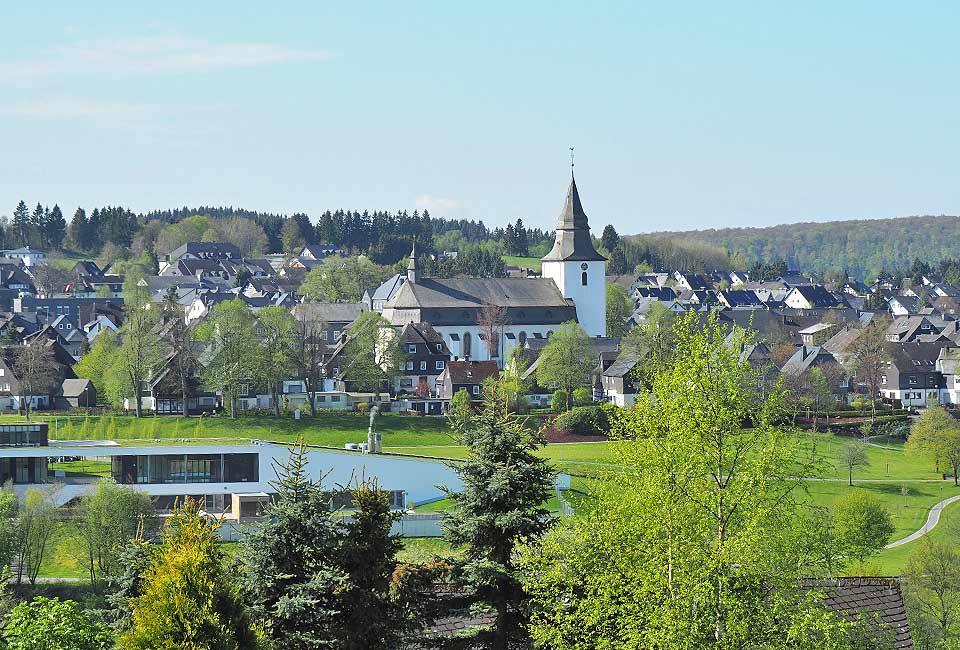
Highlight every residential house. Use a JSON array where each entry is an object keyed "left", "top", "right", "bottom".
[
  {"left": 0, "top": 248, "right": 46, "bottom": 267},
  {"left": 165, "top": 242, "right": 242, "bottom": 264},
  {"left": 718, "top": 289, "right": 764, "bottom": 310},
  {"left": 56, "top": 378, "right": 96, "bottom": 409},
  {"left": 435, "top": 360, "right": 500, "bottom": 400},
  {"left": 783, "top": 286, "right": 848, "bottom": 310},
  {"left": 290, "top": 302, "right": 365, "bottom": 348},
  {"left": 798, "top": 323, "right": 837, "bottom": 346},
  {"left": 880, "top": 342, "right": 951, "bottom": 407},
  {"left": 885, "top": 316, "right": 944, "bottom": 344},
  {"left": 781, "top": 345, "right": 847, "bottom": 399},
  {"left": 600, "top": 353, "right": 638, "bottom": 407},
  {"left": 673, "top": 271, "right": 710, "bottom": 291},
  {"left": 395, "top": 322, "right": 450, "bottom": 396},
  {"left": 887, "top": 295, "right": 922, "bottom": 317}
]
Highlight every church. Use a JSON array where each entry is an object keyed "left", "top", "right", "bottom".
[{"left": 382, "top": 173, "right": 607, "bottom": 367}]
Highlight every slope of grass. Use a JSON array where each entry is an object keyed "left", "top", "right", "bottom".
[
  {"left": 872, "top": 499, "right": 960, "bottom": 575},
  {"left": 20, "top": 412, "right": 456, "bottom": 448},
  {"left": 502, "top": 255, "right": 542, "bottom": 272}
]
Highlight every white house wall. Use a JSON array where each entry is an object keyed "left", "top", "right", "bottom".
[{"left": 3, "top": 443, "right": 462, "bottom": 507}]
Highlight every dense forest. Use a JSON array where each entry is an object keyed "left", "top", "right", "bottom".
[
  {"left": 651, "top": 215, "right": 960, "bottom": 280},
  {"left": 0, "top": 201, "right": 554, "bottom": 272}
]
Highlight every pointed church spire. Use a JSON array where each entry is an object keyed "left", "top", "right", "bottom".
[
  {"left": 406, "top": 239, "right": 419, "bottom": 283},
  {"left": 541, "top": 160, "right": 606, "bottom": 262}
]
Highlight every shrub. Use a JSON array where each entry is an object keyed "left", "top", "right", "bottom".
[
  {"left": 553, "top": 406, "right": 610, "bottom": 436},
  {"left": 551, "top": 390, "right": 568, "bottom": 412},
  {"left": 572, "top": 387, "right": 593, "bottom": 407},
  {"left": 355, "top": 402, "right": 371, "bottom": 414}
]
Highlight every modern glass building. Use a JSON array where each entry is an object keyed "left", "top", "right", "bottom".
[{"left": 111, "top": 453, "right": 258, "bottom": 485}]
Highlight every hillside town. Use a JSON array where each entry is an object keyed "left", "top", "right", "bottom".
[{"left": 0, "top": 176, "right": 953, "bottom": 424}]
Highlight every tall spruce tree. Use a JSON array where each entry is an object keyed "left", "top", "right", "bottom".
[
  {"left": 600, "top": 223, "right": 620, "bottom": 251},
  {"left": 241, "top": 441, "right": 346, "bottom": 649},
  {"left": 242, "top": 443, "right": 435, "bottom": 649},
  {"left": 442, "top": 381, "right": 555, "bottom": 650},
  {"left": 12, "top": 201, "right": 29, "bottom": 248},
  {"left": 68, "top": 207, "right": 89, "bottom": 251},
  {"left": 30, "top": 203, "right": 44, "bottom": 248},
  {"left": 47, "top": 204, "right": 67, "bottom": 250}
]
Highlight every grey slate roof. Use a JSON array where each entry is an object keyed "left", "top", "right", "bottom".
[
  {"left": 372, "top": 273, "right": 406, "bottom": 302},
  {"left": 385, "top": 277, "right": 571, "bottom": 311},
  {"left": 60, "top": 378, "right": 94, "bottom": 398},
  {"left": 802, "top": 577, "right": 913, "bottom": 649},
  {"left": 292, "top": 302, "right": 366, "bottom": 323},
  {"left": 540, "top": 174, "right": 606, "bottom": 262}
]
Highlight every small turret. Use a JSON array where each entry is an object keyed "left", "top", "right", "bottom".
[{"left": 406, "top": 240, "right": 419, "bottom": 284}]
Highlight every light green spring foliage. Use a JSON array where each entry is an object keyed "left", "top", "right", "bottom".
[
  {"left": 447, "top": 389, "right": 474, "bottom": 435},
  {"left": 605, "top": 283, "right": 633, "bottom": 338},
  {"left": 2, "top": 596, "right": 112, "bottom": 650},
  {"left": 520, "top": 311, "right": 864, "bottom": 649},
  {"left": 118, "top": 499, "right": 259, "bottom": 650},
  {"left": 341, "top": 311, "right": 405, "bottom": 395},
  {"left": 832, "top": 491, "right": 894, "bottom": 566},
  {"left": 70, "top": 481, "right": 155, "bottom": 585},
  {"left": 903, "top": 539, "right": 960, "bottom": 648},
  {"left": 906, "top": 405, "right": 960, "bottom": 481},
  {"left": 535, "top": 321, "right": 593, "bottom": 410},
  {"left": 299, "top": 255, "right": 389, "bottom": 303}
]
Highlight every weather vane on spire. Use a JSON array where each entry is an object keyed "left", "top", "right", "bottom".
[{"left": 569, "top": 146, "right": 575, "bottom": 170}]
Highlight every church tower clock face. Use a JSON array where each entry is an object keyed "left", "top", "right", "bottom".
[{"left": 581, "top": 263, "right": 588, "bottom": 271}]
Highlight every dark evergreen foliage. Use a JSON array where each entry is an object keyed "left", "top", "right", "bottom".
[
  {"left": 442, "top": 382, "right": 556, "bottom": 650},
  {"left": 241, "top": 441, "right": 429, "bottom": 649}
]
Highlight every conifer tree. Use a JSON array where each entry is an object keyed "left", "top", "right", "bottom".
[
  {"left": 47, "top": 204, "right": 67, "bottom": 250},
  {"left": 118, "top": 498, "right": 257, "bottom": 650},
  {"left": 241, "top": 441, "right": 347, "bottom": 649},
  {"left": 442, "top": 381, "right": 555, "bottom": 650},
  {"left": 68, "top": 207, "right": 89, "bottom": 251},
  {"left": 12, "top": 201, "right": 29, "bottom": 247},
  {"left": 29, "top": 203, "right": 44, "bottom": 248}
]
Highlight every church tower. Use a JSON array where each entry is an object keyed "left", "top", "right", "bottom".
[{"left": 540, "top": 172, "right": 607, "bottom": 337}]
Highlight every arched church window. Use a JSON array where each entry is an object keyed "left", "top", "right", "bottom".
[
  {"left": 463, "top": 332, "right": 472, "bottom": 358},
  {"left": 581, "top": 271, "right": 588, "bottom": 286},
  {"left": 518, "top": 331, "right": 527, "bottom": 347}
]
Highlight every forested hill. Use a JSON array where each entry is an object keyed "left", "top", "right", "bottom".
[{"left": 650, "top": 215, "right": 960, "bottom": 279}]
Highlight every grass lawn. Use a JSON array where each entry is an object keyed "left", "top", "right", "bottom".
[
  {"left": 799, "top": 481, "right": 960, "bottom": 542},
  {"left": 16, "top": 412, "right": 456, "bottom": 448},
  {"left": 37, "top": 526, "right": 87, "bottom": 579},
  {"left": 872, "top": 499, "right": 960, "bottom": 575},
  {"left": 502, "top": 255, "right": 542, "bottom": 272},
  {"left": 398, "top": 537, "right": 460, "bottom": 564}
]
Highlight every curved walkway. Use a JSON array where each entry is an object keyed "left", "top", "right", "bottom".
[{"left": 885, "top": 494, "right": 960, "bottom": 549}]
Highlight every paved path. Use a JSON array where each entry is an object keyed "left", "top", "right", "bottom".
[{"left": 885, "top": 494, "right": 960, "bottom": 549}]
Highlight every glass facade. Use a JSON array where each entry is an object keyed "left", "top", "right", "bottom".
[
  {"left": 111, "top": 453, "right": 258, "bottom": 485},
  {"left": 0, "top": 457, "right": 47, "bottom": 484},
  {"left": 0, "top": 424, "right": 48, "bottom": 447}
]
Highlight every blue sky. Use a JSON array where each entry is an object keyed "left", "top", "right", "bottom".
[{"left": 1, "top": 2, "right": 958, "bottom": 234}]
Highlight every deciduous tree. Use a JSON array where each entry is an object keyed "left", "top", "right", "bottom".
[
  {"left": 340, "top": 311, "right": 404, "bottom": 400},
  {"left": 520, "top": 311, "right": 858, "bottom": 649},
  {"left": 836, "top": 441, "right": 871, "bottom": 486},
  {"left": 832, "top": 491, "right": 894, "bottom": 565},
  {"left": 12, "top": 343, "right": 59, "bottom": 420},
  {"left": 536, "top": 321, "right": 593, "bottom": 411},
  {"left": 605, "top": 283, "right": 632, "bottom": 337},
  {"left": 199, "top": 299, "right": 260, "bottom": 418}
]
